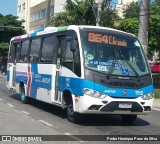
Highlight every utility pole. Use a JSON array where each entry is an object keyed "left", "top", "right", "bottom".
[
  {"left": 96, "top": 0, "right": 103, "bottom": 26},
  {"left": 138, "top": 0, "right": 149, "bottom": 54},
  {"left": 45, "top": 0, "right": 51, "bottom": 27}
]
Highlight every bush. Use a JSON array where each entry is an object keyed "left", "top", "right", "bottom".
[{"left": 154, "top": 90, "right": 160, "bottom": 99}]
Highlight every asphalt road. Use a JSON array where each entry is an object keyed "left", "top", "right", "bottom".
[{"left": 0, "top": 75, "right": 160, "bottom": 144}]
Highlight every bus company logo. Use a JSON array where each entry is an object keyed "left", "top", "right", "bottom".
[
  {"left": 135, "top": 90, "right": 143, "bottom": 96},
  {"left": 2, "top": 136, "right": 11, "bottom": 141},
  {"left": 123, "top": 90, "right": 127, "bottom": 96},
  {"left": 104, "top": 90, "right": 116, "bottom": 94}
]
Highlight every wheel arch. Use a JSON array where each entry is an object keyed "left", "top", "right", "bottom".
[
  {"left": 62, "top": 88, "right": 75, "bottom": 110},
  {"left": 19, "top": 81, "right": 25, "bottom": 93}
]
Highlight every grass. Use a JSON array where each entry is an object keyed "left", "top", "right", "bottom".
[
  {"left": 154, "top": 90, "right": 160, "bottom": 99},
  {"left": 152, "top": 74, "right": 160, "bottom": 99}
]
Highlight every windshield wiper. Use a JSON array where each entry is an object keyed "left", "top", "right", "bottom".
[
  {"left": 118, "top": 47, "right": 140, "bottom": 81},
  {"left": 107, "top": 47, "right": 119, "bottom": 79}
]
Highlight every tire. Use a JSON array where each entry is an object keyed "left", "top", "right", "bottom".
[
  {"left": 121, "top": 115, "right": 137, "bottom": 123},
  {"left": 21, "top": 86, "right": 29, "bottom": 104},
  {"left": 67, "top": 101, "right": 82, "bottom": 123}
]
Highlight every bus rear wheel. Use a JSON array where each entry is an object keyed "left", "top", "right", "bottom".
[
  {"left": 20, "top": 86, "right": 29, "bottom": 104},
  {"left": 121, "top": 115, "right": 137, "bottom": 123},
  {"left": 67, "top": 101, "right": 82, "bottom": 123}
]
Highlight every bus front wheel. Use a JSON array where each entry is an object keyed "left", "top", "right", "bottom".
[
  {"left": 121, "top": 114, "right": 137, "bottom": 123},
  {"left": 67, "top": 101, "right": 82, "bottom": 123},
  {"left": 20, "top": 86, "right": 29, "bottom": 104}
]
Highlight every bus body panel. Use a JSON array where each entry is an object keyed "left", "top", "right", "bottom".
[
  {"left": 6, "top": 63, "right": 16, "bottom": 90},
  {"left": 16, "top": 63, "right": 53, "bottom": 103},
  {"left": 77, "top": 94, "right": 154, "bottom": 114}
]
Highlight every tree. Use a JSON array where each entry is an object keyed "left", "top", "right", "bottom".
[
  {"left": 116, "top": 0, "right": 160, "bottom": 58},
  {"left": 0, "top": 14, "right": 25, "bottom": 63},
  {"left": 50, "top": 0, "right": 119, "bottom": 27},
  {"left": 115, "top": 2, "right": 139, "bottom": 35},
  {"left": 123, "top": 2, "right": 139, "bottom": 18},
  {"left": 117, "top": 18, "right": 139, "bottom": 36},
  {"left": 50, "top": 0, "right": 97, "bottom": 26},
  {"left": 148, "top": 0, "right": 160, "bottom": 52},
  {"left": 100, "top": 0, "right": 120, "bottom": 27}
]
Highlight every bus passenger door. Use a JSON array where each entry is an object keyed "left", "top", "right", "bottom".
[
  {"left": 7, "top": 42, "right": 20, "bottom": 90},
  {"left": 53, "top": 35, "right": 66, "bottom": 104}
]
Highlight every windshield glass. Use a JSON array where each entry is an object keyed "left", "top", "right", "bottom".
[{"left": 80, "top": 28, "right": 149, "bottom": 76}]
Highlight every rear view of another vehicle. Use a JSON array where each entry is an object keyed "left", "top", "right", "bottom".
[{"left": 152, "top": 63, "right": 160, "bottom": 73}]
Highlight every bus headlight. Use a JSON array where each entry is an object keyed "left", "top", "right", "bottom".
[
  {"left": 141, "top": 93, "right": 154, "bottom": 100},
  {"left": 83, "top": 88, "right": 107, "bottom": 99}
]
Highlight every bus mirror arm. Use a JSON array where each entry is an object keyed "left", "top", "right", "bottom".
[
  {"left": 70, "top": 35, "right": 78, "bottom": 51},
  {"left": 70, "top": 40, "right": 77, "bottom": 51},
  {"left": 72, "top": 52, "right": 75, "bottom": 72}
]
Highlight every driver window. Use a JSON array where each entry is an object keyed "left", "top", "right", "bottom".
[{"left": 62, "top": 35, "right": 81, "bottom": 77}]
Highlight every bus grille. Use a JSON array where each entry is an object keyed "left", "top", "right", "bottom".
[
  {"left": 108, "top": 81, "right": 143, "bottom": 88},
  {"left": 100, "top": 101, "right": 143, "bottom": 112}
]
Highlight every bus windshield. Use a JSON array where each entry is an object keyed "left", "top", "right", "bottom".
[{"left": 80, "top": 28, "right": 149, "bottom": 77}]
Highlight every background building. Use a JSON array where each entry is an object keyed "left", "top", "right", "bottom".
[
  {"left": 17, "top": 0, "right": 66, "bottom": 32},
  {"left": 116, "top": 0, "right": 137, "bottom": 18},
  {"left": 17, "top": 0, "right": 30, "bottom": 31}
]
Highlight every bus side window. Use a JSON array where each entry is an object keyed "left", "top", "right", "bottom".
[
  {"left": 41, "top": 36, "right": 54, "bottom": 63},
  {"left": 8, "top": 42, "right": 21, "bottom": 63},
  {"left": 30, "top": 38, "right": 41, "bottom": 63},
  {"left": 62, "top": 40, "right": 73, "bottom": 71},
  {"left": 19, "top": 40, "right": 29, "bottom": 62}
]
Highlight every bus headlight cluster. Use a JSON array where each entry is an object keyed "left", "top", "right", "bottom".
[
  {"left": 141, "top": 93, "right": 154, "bottom": 100},
  {"left": 83, "top": 88, "right": 107, "bottom": 99}
]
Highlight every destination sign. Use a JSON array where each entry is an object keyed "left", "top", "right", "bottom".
[{"left": 88, "top": 33, "right": 127, "bottom": 47}]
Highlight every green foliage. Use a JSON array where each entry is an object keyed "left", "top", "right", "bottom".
[
  {"left": 123, "top": 2, "right": 139, "bottom": 18},
  {"left": 0, "top": 14, "right": 25, "bottom": 43},
  {"left": 0, "top": 14, "right": 25, "bottom": 61},
  {"left": 50, "top": 0, "right": 119, "bottom": 27},
  {"left": 148, "top": 0, "right": 160, "bottom": 52},
  {"left": 100, "top": 7, "right": 119, "bottom": 27},
  {"left": 154, "top": 90, "right": 160, "bottom": 99},
  {"left": 50, "top": 0, "right": 160, "bottom": 56},
  {"left": 117, "top": 18, "right": 139, "bottom": 36},
  {"left": 115, "top": 2, "right": 139, "bottom": 36},
  {"left": 116, "top": 1, "right": 160, "bottom": 55},
  {"left": 50, "top": 0, "right": 97, "bottom": 26}
]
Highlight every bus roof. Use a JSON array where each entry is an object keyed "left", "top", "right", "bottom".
[{"left": 11, "top": 25, "right": 135, "bottom": 41}]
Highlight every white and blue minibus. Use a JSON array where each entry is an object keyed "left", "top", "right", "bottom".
[{"left": 6, "top": 25, "right": 154, "bottom": 123}]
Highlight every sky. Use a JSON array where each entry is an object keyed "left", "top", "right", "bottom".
[{"left": 0, "top": 0, "right": 17, "bottom": 16}]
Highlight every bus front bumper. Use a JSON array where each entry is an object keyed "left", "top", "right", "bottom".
[{"left": 75, "top": 94, "right": 154, "bottom": 115}]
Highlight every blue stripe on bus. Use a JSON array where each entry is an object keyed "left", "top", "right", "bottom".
[
  {"left": 16, "top": 71, "right": 28, "bottom": 84},
  {"left": 30, "top": 33, "right": 37, "bottom": 37},
  {"left": 59, "top": 76, "right": 154, "bottom": 98},
  {"left": 15, "top": 64, "right": 153, "bottom": 99},
  {"left": 30, "top": 64, "right": 52, "bottom": 98}
]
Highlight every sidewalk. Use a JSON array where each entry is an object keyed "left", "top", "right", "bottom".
[{"left": 153, "top": 99, "right": 160, "bottom": 109}]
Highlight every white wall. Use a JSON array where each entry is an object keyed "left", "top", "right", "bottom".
[
  {"left": 30, "top": 0, "right": 46, "bottom": 7},
  {"left": 54, "top": 0, "right": 66, "bottom": 14},
  {"left": 17, "top": 0, "right": 28, "bottom": 31}
]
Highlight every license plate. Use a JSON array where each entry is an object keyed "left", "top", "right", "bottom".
[{"left": 119, "top": 103, "right": 132, "bottom": 108}]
